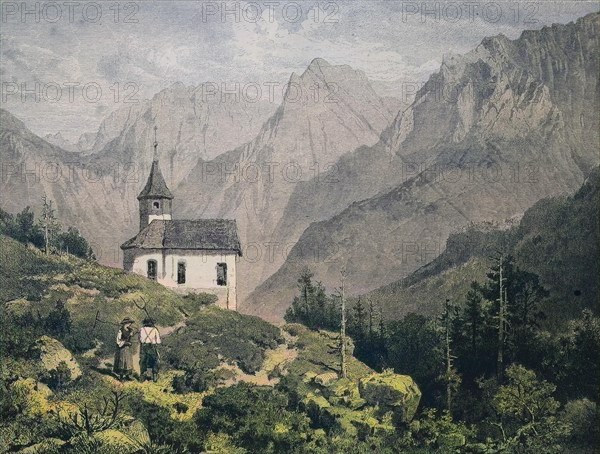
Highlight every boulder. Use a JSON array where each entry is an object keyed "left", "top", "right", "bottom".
[
  {"left": 9, "top": 378, "right": 53, "bottom": 417},
  {"left": 358, "top": 371, "right": 421, "bottom": 422},
  {"left": 4, "top": 298, "right": 32, "bottom": 317},
  {"left": 314, "top": 372, "right": 338, "bottom": 386},
  {"left": 320, "top": 378, "right": 366, "bottom": 409},
  {"left": 30, "top": 336, "right": 82, "bottom": 381}
]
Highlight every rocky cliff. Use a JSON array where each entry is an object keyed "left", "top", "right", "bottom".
[{"left": 246, "top": 13, "right": 600, "bottom": 320}]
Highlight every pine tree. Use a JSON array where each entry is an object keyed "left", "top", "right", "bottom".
[
  {"left": 40, "top": 195, "right": 60, "bottom": 255},
  {"left": 439, "top": 299, "right": 460, "bottom": 412},
  {"left": 339, "top": 271, "right": 347, "bottom": 379}
]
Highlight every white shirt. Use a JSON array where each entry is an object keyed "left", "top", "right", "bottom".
[{"left": 139, "top": 326, "right": 162, "bottom": 344}]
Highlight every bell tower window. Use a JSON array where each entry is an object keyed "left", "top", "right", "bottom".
[{"left": 153, "top": 201, "right": 160, "bottom": 209}]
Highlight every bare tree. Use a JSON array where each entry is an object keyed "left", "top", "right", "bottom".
[{"left": 40, "top": 194, "right": 59, "bottom": 255}]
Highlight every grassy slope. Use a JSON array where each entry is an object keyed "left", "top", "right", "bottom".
[
  {"left": 365, "top": 168, "right": 599, "bottom": 323},
  {"left": 0, "top": 235, "right": 388, "bottom": 451}
]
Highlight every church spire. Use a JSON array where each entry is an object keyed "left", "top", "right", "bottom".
[
  {"left": 153, "top": 125, "right": 159, "bottom": 161},
  {"left": 137, "top": 125, "right": 173, "bottom": 229},
  {"left": 137, "top": 125, "right": 173, "bottom": 201}
]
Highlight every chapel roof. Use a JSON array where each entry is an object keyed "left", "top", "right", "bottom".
[
  {"left": 120, "top": 219, "right": 242, "bottom": 255},
  {"left": 137, "top": 160, "right": 173, "bottom": 200}
]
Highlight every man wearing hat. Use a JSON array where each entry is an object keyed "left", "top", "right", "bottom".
[
  {"left": 113, "top": 317, "right": 135, "bottom": 380},
  {"left": 139, "top": 318, "right": 162, "bottom": 382}
]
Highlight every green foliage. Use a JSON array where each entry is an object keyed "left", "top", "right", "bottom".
[
  {"left": 285, "top": 267, "right": 337, "bottom": 330},
  {"left": 163, "top": 306, "right": 282, "bottom": 392},
  {"left": 44, "top": 360, "right": 72, "bottom": 390},
  {"left": 0, "top": 202, "right": 95, "bottom": 259},
  {"left": 561, "top": 398, "right": 599, "bottom": 447},
  {"left": 44, "top": 300, "right": 72, "bottom": 338},
  {"left": 410, "top": 409, "right": 474, "bottom": 451},
  {"left": 489, "top": 364, "right": 571, "bottom": 453},
  {"left": 55, "top": 227, "right": 95, "bottom": 259},
  {"left": 0, "top": 206, "right": 45, "bottom": 248},
  {"left": 385, "top": 314, "right": 444, "bottom": 407},
  {"left": 195, "top": 383, "right": 314, "bottom": 453}
]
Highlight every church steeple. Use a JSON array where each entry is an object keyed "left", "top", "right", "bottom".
[{"left": 138, "top": 127, "right": 173, "bottom": 230}]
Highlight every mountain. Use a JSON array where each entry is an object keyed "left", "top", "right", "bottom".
[
  {"left": 0, "top": 109, "right": 136, "bottom": 266},
  {"left": 1, "top": 61, "right": 399, "bottom": 277},
  {"left": 174, "top": 58, "right": 401, "bottom": 297},
  {"left": 247, "top": 13, "right": 600, "bottom": 321},
  {"left": 85, "top": 82, "right": 276, "bottom": 187},
  {"left": 364, "top": 167, "right": 599, "bottom": 324},
  {"left": 0, "top": 83, "right": 276, "bottom": 267}
]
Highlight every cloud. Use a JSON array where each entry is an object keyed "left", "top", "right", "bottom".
[{"left": 1, "top": 0, "right": 597, "bottom": 140}]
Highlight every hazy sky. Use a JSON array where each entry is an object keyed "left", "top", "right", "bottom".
[{"left": 2, "top": 0, "right": 598, "bottom": 141}]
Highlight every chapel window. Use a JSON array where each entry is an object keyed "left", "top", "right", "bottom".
[
  {"left": 177, "top": 261, "right": 186, "bottom": 284},
  {"left": 216, "top": 263, "right": 227, "bottom": 286},
  {"left": 147, "top": 260, "right": 157, "bottom": 280}
]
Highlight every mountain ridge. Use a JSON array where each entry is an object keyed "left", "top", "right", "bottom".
[{"left": 245, "top": 12, "right": 600, "bottom": 321}]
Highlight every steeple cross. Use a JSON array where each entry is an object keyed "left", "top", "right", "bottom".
[{"left": 153, "top": 126, "right": 158, "bottom": 159}]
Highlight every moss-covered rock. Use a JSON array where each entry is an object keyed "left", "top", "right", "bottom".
[
  {"left": 302, "top": 392, "right": 331, "bottom": 411},
  {"left": 16, "top": 437, "right": 65, "bottom": 453},
  {"left": 358, "top": 370, "right": 421, "bottom": 422},
  {"left": 314, "top": 372, "right": 338, "bottom": 386},
  {"left": 10, "top": 378, "right": 53, "bottom": 417},
  {"left": 94, "top": 429, "right": 139, "bottom": 452},
  {"left": 30, "top": 335, "right": 82, "bottom": 381},
  {"left": 320, "top": 378, "right": 366, "bottom": 410}
]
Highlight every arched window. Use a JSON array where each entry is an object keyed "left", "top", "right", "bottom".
[
  {"left": 147, "top": 260, "right": 157, "bottom": 280},
  {"left": 153, "top": 201, "right": 160, "bottom": 209},
  {"left": 177, "top": 261, "right": 186, "bottom": 284},
  {"left": 216, "top": 263, "right": 227, "bottom": 286}
]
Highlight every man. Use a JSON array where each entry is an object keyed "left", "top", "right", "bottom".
[{"left": 139, "top": 318, "right": 161, "bottom": 382}]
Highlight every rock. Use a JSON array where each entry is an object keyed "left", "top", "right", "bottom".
[
  {"left": 9, "top": 378, "right": 53, "bottom": 417},
  {"left": 94, "top": 430, "right": 139, "bottom": 452},
  {"left": 301, "top": 392, "right": 331, "bottom": 411},
  {"left": 302, "top": 371, "right": 318, "bottom": 383},
  {"left": 301, "top": 392, "right": 331, "bottom": 422},
  {"left": 321, "top": 378, "right": 366, "bottom": 410},
  {"left": 4, "top": 298, "right": 32, "bottom": 317},
  {"left": 30, "top": 336, "right": 82, "bottom": 381},
  {"left": 16, "top": 438, "right": 65, "bottom": 453},
  {"left": 358, "top": 371, "right": 421, "bottom": 422},
  {"left": 314, "top": 372, "right": 338, "bottom": 386}
]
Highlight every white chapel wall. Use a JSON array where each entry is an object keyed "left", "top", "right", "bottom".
[{"left": 123, "top": 248, "right": 238, "bottom": 310}]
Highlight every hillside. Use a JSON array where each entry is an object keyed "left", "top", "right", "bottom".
[
  {"left": 0, "top": 236, "right": 424, "bottom": 453},
  {"left": 365, "top": 167, "right": 599, "bottom": 324},
  {"left": 247, "top": 13, "right": 600, "bottom": 320}
]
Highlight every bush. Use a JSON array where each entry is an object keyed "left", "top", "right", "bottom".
[
  {"left": 195, "top": 383, "right": 313, "bottom": 453},
  {"left": 561, "top": 399, "right": 599, "bottom": 446},
  {"left": 43, "top": 361, "right": 72, "bottom": 390}
]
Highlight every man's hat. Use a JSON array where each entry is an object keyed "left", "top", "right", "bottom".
[{"left": 121, "top": 317, "right": 134, "bottom": 325}]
